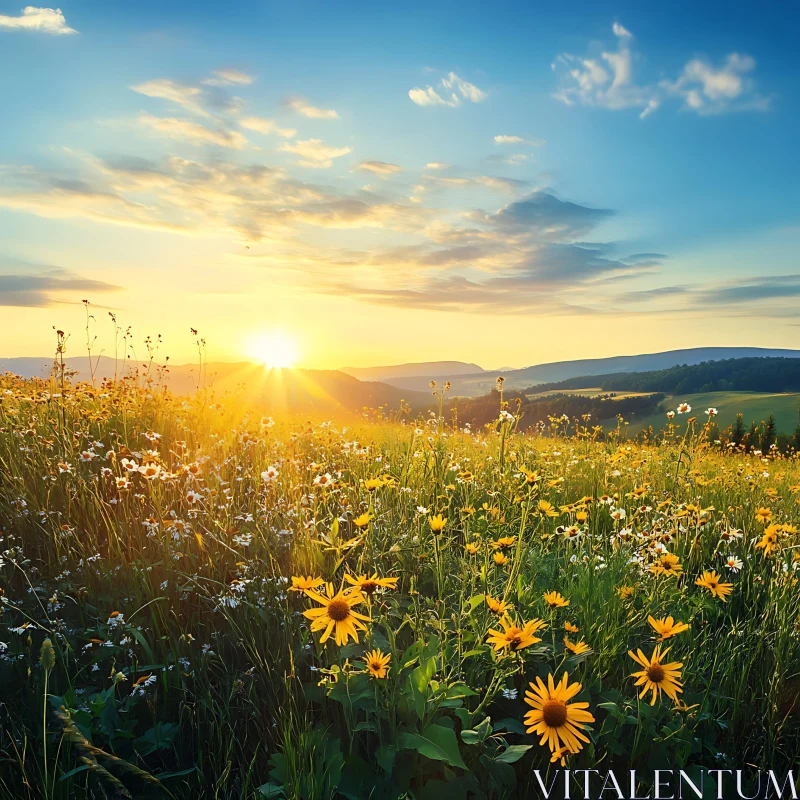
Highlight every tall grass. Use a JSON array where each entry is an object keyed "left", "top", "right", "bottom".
[{"left": 0, "top": 372, "right": 798, "bottom": 798}]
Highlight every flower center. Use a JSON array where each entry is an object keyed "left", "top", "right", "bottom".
[
  {"left": 541, "top": 699, "right": 568, "bottom": 728},
  {"left": 327, "top": 599, "right": 351, "bottom": 621},
  {"left": 361, "top": 581, "right": 378, "bottom": 595},
  {"left": 508, "top": 635, "right": 522, "bottom": 649},
  {"left": 646, "top": 663, "right": 666, "bottom": 683}
]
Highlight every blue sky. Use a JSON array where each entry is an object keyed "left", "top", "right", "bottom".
[{"left": 0, "top": 1, "right": 798, "bottom": 367}]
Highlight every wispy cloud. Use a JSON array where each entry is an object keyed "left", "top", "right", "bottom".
[
  {"left": 138, "top": 114, "right": 248, "bottom": 149},
  {"left": 0, "top": 6, "right": 76, "bottom": 34},
  {"left": 0, "top": 268, "right": 120, "bottom": 307},
  {"left": 286, "top": 97, "right": 340, "bottom": 119},
  {"left": 409, "top": 71, "right": 488, "bottom": 107},
  {"left": 132, "top": 79, "right": 210, "bottom": 117},
  {"left": 552, "top": 23, "right": 769, "bottom": 118},
  {"left": 203, "top": 68, "right": 253, "bottom": 87},
  {"left": 279, "top": 138, "right": 352, "bottom": 168},
  {"left": 239, "top": 116, "right": 296, "bottom": 138},
  {"left": 355, "top": 160, "right": 403, "bottom": 177},
  {"left": 494, "top": 135, "right": 545, "bottom": 146}
]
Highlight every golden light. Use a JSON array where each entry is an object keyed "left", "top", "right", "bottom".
[{"left": 246, "top": 331, "right": 300, "bottom": 369}]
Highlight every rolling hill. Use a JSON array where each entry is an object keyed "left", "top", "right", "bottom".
[
  {"left": 340, "top": 360, "right": 485, "bottom": 382},
  {"left": 376, "top": 347, "right": 800, "bottom": 396},
  {"left": 0, "top": 356, "right": 431, "bottom": 414}
]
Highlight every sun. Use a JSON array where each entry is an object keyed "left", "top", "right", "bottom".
[{"left": 247, "top": 332, "right": 299, "bottom": 369}]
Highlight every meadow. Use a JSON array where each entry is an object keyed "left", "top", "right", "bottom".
[{"left": 1, "top": 372, "right": 799, "bottom": 799}]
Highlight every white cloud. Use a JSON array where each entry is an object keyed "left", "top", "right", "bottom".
[
  {"left": 286, "top": 97, "right": 340, "bottom": 119},
  {"left": 408, "top": 86, "right": 460, "bottom": 107},
  {"left": 279, "top": 138, "right": 352, "bottom": 168},
  {"left": 409, "top": 71, "right": 488, "bottom": 107},
  {"left": 138, "top": 114, "right": 248, "bottom": 149},
  {"left": 240, "top": 116, "right": 296, "bottom": 138},
  {"left": 0, "top": 6, "right": 76, "bottom": 34},
  {"left": 203, "top": 68, "right": 253, "bottom": 87},
  {"left": 661, "top": 53, "right": 769, "bottom": 114},
  {"left": 425, "top": 162, "right": 449, "bottom": 170},
  {"left": 132, "top": 79, "right": 209, "bottom": 117},
  {"left": 553, "top": 23, "right": 769, "bottom": 118},
  {"left": 355, "top": 160, "right": 403, "bottom": 176},
  {"left": 441, "top": 72, "right": 488, "bottom": 103},
  {"left": 494, "top": 134, "right": 545, "bottom": 146}
]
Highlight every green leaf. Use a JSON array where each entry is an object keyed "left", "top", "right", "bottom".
[
  {"left": 156, "top": 766, "right": 198, "bottom": 780},
  {"left": 375, "top": 744, "right": 396, "bottom": 776},
  {"left": 399, "top": 724, "right": 467, "bottom": 770},
  {"left": 493, "top": 717, "right": 527, "bottom": 735},
  {"left": 257, "top": 782, "right": 285, "bottom": 798},
  {"left": 494, "top": 744, "right": 533, "bottom": 764},
  {"left": 134, "top": 722, "right": 179, "bottom": 757}
]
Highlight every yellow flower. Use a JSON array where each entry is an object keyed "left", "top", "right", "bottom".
[
  {"left": 364, "top": 478, "right": 383, "bottom": 492},
  {"left": 648, "top": 616, "right": 690, "bottom": 641},
  {"left": 649, "top": 553, "right": 683, "bottom": 577},
  {"left": 343, "top": 572, "right": 398, "bottom": 597},
  {"left": 564, "top": 621, "right": 579, "bottom": 633},
  {"left": 493, "top": 552, "right": 508, "bottom": 566},
  {"left": 616, "top": 585, "right": 635, "bottom": 599},
  {"left": 695, "top": 570, "right": 733, "bottom": 602},
  {"left": 428, "top": 514, "right": 447, "bottom": 533},
  {"left": 289, "top": 576, "right": 324, "bottom": 594},
  {"left": 485, "top": 594, "right": 512, "bottom": 616},
  {"left": 523, "top": 673, "right": 595, "bottom": 757},
  {"left": 563, "top": 636, "right": 591, "bottom": 656},
  {"left": 491, "top": 536, "right": 517, "bottom": 550},
  {"left": 352, "top": 513, "right": 372, "bottom": 529},
  {"left": 543, "top": 591, "right": 569, "bottom": 609},
  {"left": 464, "top": 541, "right": 480, "bottom": 555},
  {"left": 537, "top": 500, "right": 559, "bottom": 518},
  {"left": 755, "top": 506, "right": 773, "bottom": 524},
  {"left": 755, "top": 524, "right": 781, "bottom": 556},
  {"left": 486, "top": 617, "right": 547, "bottom": 652},
  {"left": 363, "top": 649, "right": 391, "bottom": 679},
  {"left": 302, "top": 583, "right": 370, "bottom": 646},
  {"left": 629, "top": 645, "right": 683, "bottom": 705}
]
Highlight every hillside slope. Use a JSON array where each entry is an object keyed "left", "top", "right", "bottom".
[{"left": 380, "top": 347, "right": 800, "bottom": 396}]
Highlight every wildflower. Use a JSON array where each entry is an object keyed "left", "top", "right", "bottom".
[
  {"left": 486, "top": 617, "right": 547, "bottom": 652},
  {"left": 493, "top": 552, "right": 508, "bottom": 566},
  {"left": 289, "top": 575, "right": 324, "bottom": 594},
  {"left": 491, "top": 536, "right": 516, "bottom": 550},
  {"left": 563, "top": 637, "right": 591, "bottom": 656},
  {"left": 648, "top": 616, "right": 690, "bottom": 642},
  {"left": 564, "top": 622, "right": 579, "bottom": 633},
  {"left": 706, "top": 408, "right": 718, "bottom": 417},
  {"left": 363, "top": 649, "right": 391, "bottom": 679},
  {"left": 754, "top": 507, "right": 773, "bottom": 524},
  {"left": 352, "top": 513, "right": 372, "bottom": 529},
  {"left": 695, "top": 570, "right": 733, "bottom": 601},
  {"left": 261, "top": 466, "right": 279, "bottom": 481},
  {"left": 485, "top": 594, "right": 513, "bottom": 616},
  {"left": 650, "top": 553, "right": 683, "bottom": 577},
  {"left": 523, "top": 673, "right": 595, "bottom": 757},
  {"left": 302, "top": 584, "right": 370, "bottom": 646},
  {"left": 755, "top": 524, "right": 781, "bottom": 556},
  {"left": 676, "top": 403, "right": 692, "bottom": 414},
  {"left": 464, "top": 542, "right": 480, "bottom": 555},
  {"left": 313, "top": 473, "right": 333, "bottom": 487},
  {"left": 543, "top": 591, "right": 569, "bottom": 609},
  {"left": 344, "top": 573, "right": 398, "bottom": 597},
  {"left": 428, "top": 514, "right": 447, "bottom": 533},
  {"left": 616, "top": 585, "right": 635, "bottom": 599},
  {"left": 724, "top": 555, "right": 743, "bottom": 571},
  {"left": 537, "top": 500, "right": 559, "bottom": 518},
  {"left": 363, "top": 477, "right": 383, "bottom": 491},
  {"left": 629, "top": 645, "right": 683, "bottom": 705}
]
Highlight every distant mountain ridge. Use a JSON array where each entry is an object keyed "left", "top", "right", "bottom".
[
  {"left": 340, "top": 360, "right": 485, "bottom": 382},
  {"left": 377, "top": 347, "right": 800, "bottom": 396},
  {"left": 0, "top": 356, "right": 431, "bottom": 412}
]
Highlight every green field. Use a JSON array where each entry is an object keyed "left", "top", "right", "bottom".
[{"left": 603, "top": 390, "right": 800, "bottom": 434}]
